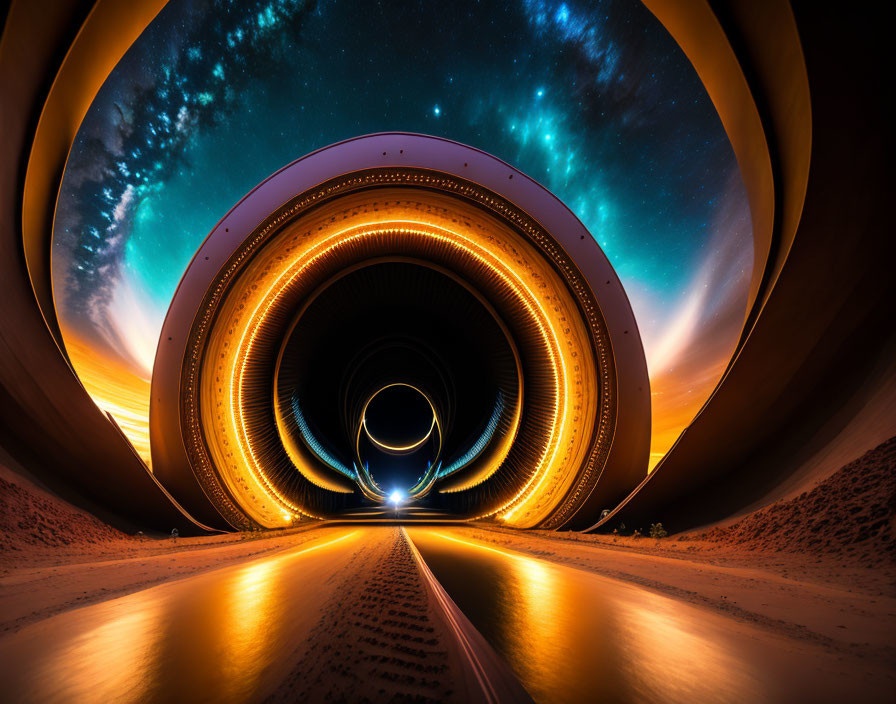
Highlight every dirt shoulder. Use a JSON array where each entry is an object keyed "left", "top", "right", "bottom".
[
  {"left": 0, "top": 455, "right": 327, "bottom": 573},
  {"left": 0, "top": 524, "right": 338, "bottom": 635}
]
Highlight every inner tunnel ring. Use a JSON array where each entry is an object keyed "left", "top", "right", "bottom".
[
  {"left": 359, "top": 383, "right": 439, "bottom": 455},
  {"left": 149, "top": 133, "right": 651, "bottom": 532}
]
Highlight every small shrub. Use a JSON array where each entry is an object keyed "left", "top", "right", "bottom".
[
  {"left": 649, "top": 522, "right": 668, "bottom": 539},
  {"left": 632, "top": 529, "right": 642, "bottom": 539}
]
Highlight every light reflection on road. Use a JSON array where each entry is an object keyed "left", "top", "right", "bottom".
[
  {"left": 406, "top": 528, "right": 792, "bottom": 704},
  {"left": 0, "top": 530, "right": 359, "bottom": 703},
  {"left": 2, "top": 525, "right": 887, "bottom": 703}
]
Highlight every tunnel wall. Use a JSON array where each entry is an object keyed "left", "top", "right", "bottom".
[
  {"left": 0, "top": 0, "right": 214, "bottom": 534},
  {"left": 594, "top": 1, "right": 896, "bottom": 532}
]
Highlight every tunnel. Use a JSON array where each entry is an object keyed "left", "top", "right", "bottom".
[
  {"left": 2, "top": 2, "right": 895, "bottom": 702},
  {"left": 3, "top": 0, "right": 892, "bottom": 542},
  {"left": 149, "top": 134, "right": 650, "bottom": 530}
]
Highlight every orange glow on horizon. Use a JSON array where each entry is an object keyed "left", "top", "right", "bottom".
[
  {"left": 60, "top": 273, "right": 734, "bottom": 482},
  {"left": 647, "top": 357, "right": 731, "bottom": 471},
  {"left": 62, "top": 316, "right": 725, "bottom": 477},
  {"left": 63, "top": 332, "right": 153, "bottom": 467}
]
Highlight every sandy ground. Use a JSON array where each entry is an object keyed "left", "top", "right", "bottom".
[
  {"left": 0, "top": 527, "right": 482, "bottom": 702},
  {"left": 0, "top": 528, "right": 482, "bottom": 703},
  {"left": 689, "top": 435, "right": 895, "bottom": 569},
  {"left": 443, "top": 439, "right": 896, "bottom": 674},
  {"left": 267, "top": 527, "right": 475, "bottom": 703},
  {"left": 0, "top": 456, "right": 328, "bottom": 572},
  {"left": 1, "top": 455, "right": 343, "bottom": 634}
]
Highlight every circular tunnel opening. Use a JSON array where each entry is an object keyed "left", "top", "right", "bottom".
[
  {"left": 360, "top": 382, "right": 438, "bottom": 499},
  {"left": 151, "top": 138, "right": 648, "bottom": 531},
  {"left": 276, "top": 260, "right": 520, "bottom": 506},
  {"left": 363, "top": 384, "right": 435, "bottom": 455}
]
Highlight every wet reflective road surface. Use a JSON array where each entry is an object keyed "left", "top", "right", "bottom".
[
  {"left": 0, "top": 530, "right": 362, "bottom": 703},
  {"left": 405, "top": 528, "right": 891, "bottom": 704},
  {"left": 0, "top": 526, "right": 891, "bottom": 703}
]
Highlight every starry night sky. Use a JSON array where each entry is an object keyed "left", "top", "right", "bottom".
[{"left": 52, "top": 0, "right": 752, "bottom": 466}]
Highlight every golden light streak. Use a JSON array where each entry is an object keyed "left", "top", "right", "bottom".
[
  {"left": 363, "top": 415, "right": 436, "bottom": 453},
  {"left": 30, "top": 597, "right": 160, "bottom": 702},
  {"left": 427, "top": 529, "right": 543, "bottom": 562},
  {"left": 284, "top": 529, "right": 357, "bottom": 556}
]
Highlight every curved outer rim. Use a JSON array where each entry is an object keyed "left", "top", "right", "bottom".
[{"left": 150, "top": 132, "right": 650, "bottom": 529}]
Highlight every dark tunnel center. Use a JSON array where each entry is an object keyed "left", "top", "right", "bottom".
[{"left": 276, "top": 260, "right": 519, "bottom": 507}]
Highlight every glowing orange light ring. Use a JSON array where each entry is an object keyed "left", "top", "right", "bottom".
[{"left": 227, "top": 220, "right": 568, "bottom": 524}]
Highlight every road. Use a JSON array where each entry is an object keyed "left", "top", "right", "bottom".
[
  {"left": 0, "top": 530, "right": 365, "bottom": 703},
  {"left": 0, "top": 525, "right": 891, "bottom": 703},
  {"left": 405, "top": 527, "right": 894, "bottom": 704}
]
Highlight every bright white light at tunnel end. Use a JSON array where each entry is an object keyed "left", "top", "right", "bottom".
[{"left": 389, "top": 490, "right": 404, "bottom": 506}]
